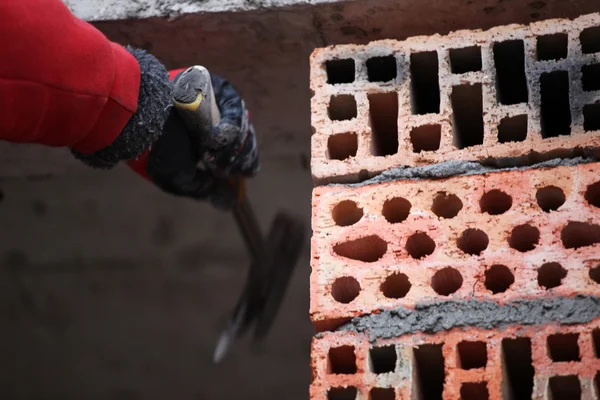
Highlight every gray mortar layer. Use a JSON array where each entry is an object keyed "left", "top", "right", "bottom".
[
  {"left": 331, "top": 156, "right": 599, "bottom": 188},
  {"left": 334, "top": 295, "right": 600, "bottom": 342}
]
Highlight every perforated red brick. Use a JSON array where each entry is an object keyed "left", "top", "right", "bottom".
[
  {"left": 310, "top": 13, "right": 600, "bottom": 185},
  {"left": 310, "top": 320, "right": 600, "bottom": 399},
  {"left": 310, "top": 162, "right": 600, "bottom": 331}
]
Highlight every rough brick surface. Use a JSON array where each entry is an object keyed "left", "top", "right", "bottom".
[
  {"left": 310, "top": 162, "right": 600, "bottom": 331},
  {"left": 310, "top": 13, "right": 600, "bottom": 185},
  {"left": 310, "top": 320, "right": 600, "bottom": 400}
]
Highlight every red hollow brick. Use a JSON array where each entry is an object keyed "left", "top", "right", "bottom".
[
  {"left": 310, "top": 13, "right": 600, "bottom": 185},
  {"left": 310, "top": 162, "right": 600, "bottom": 331},
  {"left": 310, "top": 320, "right": 600, "bottom": 400}
]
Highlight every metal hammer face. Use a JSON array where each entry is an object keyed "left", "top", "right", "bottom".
[
  {"left": 213, "top": 209, "right": 305, "bottom": 363},
  {"left": 254, "top": 212, "right": 306, "bottom": 340}
]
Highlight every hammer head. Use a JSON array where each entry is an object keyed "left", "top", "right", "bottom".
[
  {"left": 253, "top": 212, "right": 306, "bottom": 340},
  {"left": 213, "top": 211, "right": 305, "bottom": 363}
]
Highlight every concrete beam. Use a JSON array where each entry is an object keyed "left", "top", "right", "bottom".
[
  {"left": 2, "top": 0, "right": 598, "bottom": 179},
  {"left": 63, "top": 0, "right": 342, "bottom": 21}
]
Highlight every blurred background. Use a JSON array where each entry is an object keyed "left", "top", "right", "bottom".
[{"left": 0, "top": 158, "right": 314, "bottom": 400}]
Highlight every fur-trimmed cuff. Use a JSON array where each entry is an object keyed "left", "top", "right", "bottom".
[{"left": 71, "top": 46, "right": 173, "bottom": 169}]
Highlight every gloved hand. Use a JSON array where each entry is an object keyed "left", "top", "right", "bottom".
[
  {"left": 126, "top": 64, "right": 260, "bottom": 211},
  {"left": 0, "top": 0, "right": 258, "bottom": 211},
  {"left": 198, "top": 72, "right": 260, "bottom": 178}
]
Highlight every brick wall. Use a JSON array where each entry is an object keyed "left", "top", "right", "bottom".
[
  {"left": 309, "top": 12, "right": 600, "bottom": 400},
  {"left": 310, "top": 13, "right": 600, "bottom": 185},
  {"left": 310, "top": 162, "right": 600, "bottom": 331},
  {"left": 310, "top": 323, "right": 600, "bottom": 399}
]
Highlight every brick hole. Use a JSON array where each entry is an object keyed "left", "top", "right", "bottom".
[
  {"left": 370, "top": 345, "right": 397, "bottom": 374},
  {"left": 536, "top": 186, "right": 566, "bottom": 212},
  {"left": 508, "top": 224, "right": 540, "bottom": 252},
  {"left": 498, "top": 114, "right": 528, "bottom": 143},
  {"left": 580, "top": 26, "right": 600, "bottom": 54},
  {"left": 584, "top": 103, "right": 600, "bottom": 131},
  {"left": 381, "top": 273, "right": 411, "bottom": 299},
  {"left": 581, "top": 64, "right": 600, "bottom": 91},
  {"left": 333, "top": 235, "right": 388, "bottom": 262},
  {"left": 480, "top": 189, "right": 512, "bottom": 215},
  {"left": 367, "top": 55, "right": 397, "bottom": 83},
  {"left": 457, "top": 341, "right": 487, "bottom": 370},
  {"left": 332, "top": 200, "right": 363, "bottom": 227},
  {"left": 410, "top": 124, "right": 441, "bottom": 152},
  {"left": 484, "top": 264, "right": 514, "bottom": 294},
  {"left": 328, "top": 133, "right": 358, "bottom": 160},
  {"left": 331, "top": 277, "right": 361, "bottom": 304},
  {"left": 560, "top": 221, "right": 600, "bottom": 249},
  {"left": 536, "top": 33, "right": 568, "bottom": 61},
  {"left": 329, "top": 95, "right": 357, "bottom": 121},
  {"left": 368, "top": 92, "right": 399, "bottom": 156},
  {"left": 410, "top": 51, "right": 440, "bottom": 115},
  {"left": 449, "top": 46, "right": 482, "bottom": 74},
  {"left": 537, "top": 262, "right": 567, "bottom": 289},
  {"left": 382, "top": 197, "right": 411, "bottom": 223},
  {"left": 328, "top": 387, "right": 358, "bottom": 400},
  {"left": 369, "top": 388, "right": 395, "bottom": 400},
  {"left": 493, "top": 40, "right": 529, "bottom": 105},
  {"left": 592, "top": 329, "right": 600, "bottom": 357},
  {"left": 591, "top": 264, "right": 600, "bottom": 284},
  {"left": 457, "top": 228, "right": 489, "bottom": 256},
  {"left": 432, "top": 192, "right": 463, "bottom": 219},
  {"left": 413, "top": 344, "right": 445, "bottom": 400},
  {"left": 431, "top": 267, "right": 463, "bottom": 296},
  {"left": 328, "top": 345, "right": 357, "bottom": 374},
  {"left": 460, "top": 382, "right": 489, "bottom": 400},
  {"left": 540, "top": 71, "right": 572, "bottom": 138},
  {"left": 547, "top": 333, "right": 580, "bottom": 362},
  {"left": 358, "top": 169, "right": 369, "bottom": 182},
  {"left": 326, "top": 59, "right": 355, "bottom": 84},
  {"left": 405, "top": 232, "right": 436, "bottom": 259},
  {"left": 501, "top": 338, "right": 534, "bottom": 399},
  {"left": 548, "top": 376, "right": 581, "bottom": 399},
  {"left": 585, "top": 181, "right": 600, "bottom": 207},
  {"left": 451, "top": 83, "right": 484, "bottom": 149}
]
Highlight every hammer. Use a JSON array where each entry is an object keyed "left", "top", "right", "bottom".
[{"left": 171, "top": 66, "right": 305, "bottom": 363}]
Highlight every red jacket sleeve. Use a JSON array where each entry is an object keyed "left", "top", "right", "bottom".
[{"left": 0, "top": 0, "right": 141, "bottom": 154}]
